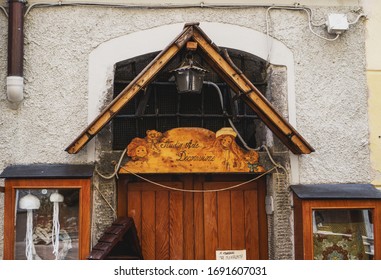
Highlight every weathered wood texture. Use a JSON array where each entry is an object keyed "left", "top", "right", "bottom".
[
  {"left": 119, "top": 175, "right": 268, "bottom": 260},
  {"left": 120, "top": 127, "right": 266, "bottom": 174},
  {"left": 87, "top": 217, "right": 143, "bottom": 260},
  {"left": 66, "top": 23, "right": 314, "bottom": 155}
]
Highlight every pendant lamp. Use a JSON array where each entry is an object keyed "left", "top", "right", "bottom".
[
  {"left": 171, "top": 53, "right": 207, "bottom": 94},
  {"left": 19, "top": 193, "right": 40, "bottom": 260},
  {"left": 50, "top": 191, "right": 64, "bottom": 260}
]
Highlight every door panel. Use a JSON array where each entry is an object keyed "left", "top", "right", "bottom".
[{"left": 119, "top": 175, "right": 266, "bottom": 260}]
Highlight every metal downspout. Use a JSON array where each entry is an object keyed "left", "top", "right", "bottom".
[{"left": 7, "top": 0, "right": 26, "bottom": 104}]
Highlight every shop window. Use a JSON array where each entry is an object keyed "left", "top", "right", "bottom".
[
  {"left": 112, "top": 49, "right": 267, "bottom": 150},
  {"left": 313, "top": 209, "right": 374, "bottom": 260},
  {"left": 291, "top": 184, "right": 381, "bottom": 260},
  {"left": 1, "top": 165, "right": 93, "bottom": 260}
]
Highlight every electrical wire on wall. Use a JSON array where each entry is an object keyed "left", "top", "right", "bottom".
[
  {"left": 205, "top": 81, "right": 290, "bottom": 184},
  {"left": 265, "top": 5, "right": 337, "bottom": 63},
  {"left": 0, "top": 5, "right": 8, "bottom": 17}
]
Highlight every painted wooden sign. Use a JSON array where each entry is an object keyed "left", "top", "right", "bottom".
[{"left": 119, "top": 127, "right": 265, "bottom": 174}]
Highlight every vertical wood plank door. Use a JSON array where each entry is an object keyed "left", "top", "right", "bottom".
[{"left": 119, "top": 175, "right": 267, "bottom": 260}]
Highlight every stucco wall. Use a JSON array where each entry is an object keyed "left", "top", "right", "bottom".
[
  {"left": 0, "top": 5, "right": 370, "bottom": 259},
  {"left": 0, "top": 11, "right": 7, "bottom": 260},
  {"left": 12, "top": 6, "right": 369, "bottom": 182},
  {"left": 364, "top": 0, "right": 381, "bottom": 185}
]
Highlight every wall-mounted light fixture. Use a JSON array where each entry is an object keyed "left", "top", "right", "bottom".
[{"left": 171, "top": 42, "right": 208, "bottom": 94}]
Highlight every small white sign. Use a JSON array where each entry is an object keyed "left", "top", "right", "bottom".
[{"left": 216, "top": 250, "right": 247, "bottom": 260}]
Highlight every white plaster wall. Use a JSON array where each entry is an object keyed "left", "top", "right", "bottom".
[
  {"left": 0, "top": 6, "right": 370, "bottom": 182},
  {"left": 0, "top": 5, "right": 371, "bottom": 257},
  {"left": 0, "top": 13, "right": 7, "bottom": 259}
]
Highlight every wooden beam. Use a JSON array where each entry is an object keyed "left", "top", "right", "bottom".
[
  {"left": 192, "top": 29, "right": 314, "bottom": 154},
  {"left": 66, "top": 23, "right": 313, "bottom": 155},
  {"left": 186, "top": 41, "right": 198, "bottom": 51},
  {"left": 66, "top": 26, "right": 194, "bottom": 154}
]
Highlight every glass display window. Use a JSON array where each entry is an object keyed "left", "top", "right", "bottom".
[
  {"left": 15, "top": 188, "right": 80, "bottom": 260},
  {"left": 312, "top": 209, "right": 374, "bottom": 260},
  {"left": 3, "top": 176, "right": 92, "bottom": 260},
  {"left": 291, "top": 184, "right": 381, "bottom": 260}
]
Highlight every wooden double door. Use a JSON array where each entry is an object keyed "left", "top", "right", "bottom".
[{"left": 117, "top": 174, "right": 268, "bottom": 260}]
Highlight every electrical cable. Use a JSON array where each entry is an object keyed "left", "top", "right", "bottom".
[
  {"left": 0, "top": 5, "right": 8, "bottom": 17},
  {"left": 348, "top": 13, "right": 367, "bottom": 25},
  {"left": 265, "top": 6, "right": 340, "bottom": 62},
  {"left": 205, "top": 80, "right": 290, "bottom": 183},
  {"left": 24, "top": 1, "right": 298, "bottom": 16},
  {"left": 204, "top": 81, "right": 260, "bottom": 152}
]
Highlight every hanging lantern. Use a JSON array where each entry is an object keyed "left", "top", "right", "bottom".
[
  {"left": 19, "top": 193, "right": 40, "bottom": 260},
  {"left": 171, "top": 53, "right": 208, "bottom": 94},
  {"left": 50, "top": 191, "right": 64, "bottom": 260}
]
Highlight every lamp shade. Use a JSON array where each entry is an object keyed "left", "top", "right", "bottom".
[
  {"left": 19, "top": 194, "right": 40, "bottom": 210},
  {"left": 172, "top": 65, "right": 207, "bottom": 94},
  {"left": 50, "top": 192, "right": 64, "bottom": 203}
]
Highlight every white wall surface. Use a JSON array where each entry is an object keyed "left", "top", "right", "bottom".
[
  {"left": 0, "top": 4, "right": 371, "bottom": 258},
  {"left": 0, "top": 5, "right": 371, "bottom": 181},
  {"left": 0, "top": 0, "right": 363, "bottom": 7}
]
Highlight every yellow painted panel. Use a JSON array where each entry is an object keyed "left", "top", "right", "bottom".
[
  {"left": 364, "top": 0, "right": 381, "bottom": 70},
  {"left": 368, "top": 71, "right": 381, "bottom": 184}
]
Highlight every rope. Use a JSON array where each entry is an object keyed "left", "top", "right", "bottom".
[
  {"left": 96, "top": 149, "right": 127, "bottom": 180},
  {"left": 120, "top": 166, "right": 277, "bottom": 193},
  {"left": 51, "top": 202, "right": 60, "bottom": 260},
  {"left": 261, "top": 145, "right": 289, "bottom": 185},
  {"left": 25, "top": 209, "right": 34, "bottom": 260},
  {"left": 94, "top": 184, "right": 117, "bottom": 219}
]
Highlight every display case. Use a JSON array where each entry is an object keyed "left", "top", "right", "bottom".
[
  {"left": 1, "top": 164, "right": 93, "bottom": 260},
  {"left": 291, "top": 184, "right": 381, "bottom": 260}
]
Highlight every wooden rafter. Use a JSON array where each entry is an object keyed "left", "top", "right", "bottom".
[
  {"left": 66, "top": 23, "right": 314, "bottom": 155},
  {"left": 65, "top": 25, "right": 194, "bottom": 154},
  {"left": 192, "top": 26, "right": 314, "bottom": 154}
]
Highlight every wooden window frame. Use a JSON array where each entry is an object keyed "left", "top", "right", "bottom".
[
  {"left": 293, "top": 199, "right": 381, "bottom": 260},
  {"left": 3, "top": 178, "right": 91, "bottom": 260}
]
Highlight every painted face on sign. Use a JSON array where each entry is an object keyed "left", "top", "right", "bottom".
[
  {"left": 221, "top": 136, "right": 233, "bottom": 148},
  {"left": 135, "top": 146, "right": 147, "bottom": 158}
]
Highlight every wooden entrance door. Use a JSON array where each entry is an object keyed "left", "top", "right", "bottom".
[{"left": 117, "top": 174, "right": 268, "bottom": 260}]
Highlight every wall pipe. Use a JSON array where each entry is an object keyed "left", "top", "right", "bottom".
[{"left": 7, "top": 0, "right": 26, "bottom": 103}]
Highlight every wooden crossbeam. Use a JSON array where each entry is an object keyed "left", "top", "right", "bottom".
[
  {"left": 66, "top": 26, "right": 194, "bottom": 154},
  {"left": 66, "top": 23, "right": 314, "bottom": 155},
  {"left": 192, "top": 28, "right": 314, "bottom": 154}
]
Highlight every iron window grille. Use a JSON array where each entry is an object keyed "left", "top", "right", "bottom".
[{"left": 112, "top": 50, "right": 267, "bottom": 151}]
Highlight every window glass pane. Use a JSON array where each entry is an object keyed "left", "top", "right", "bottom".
[
  {"left": 15, "top": 189, "right": 79, "bottom": 260},
  {"left": 313, "top": 209, "right": 374, "bottom": 260}
]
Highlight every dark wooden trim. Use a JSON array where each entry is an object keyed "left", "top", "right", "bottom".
[
  {"left": 0, "top": 164, "right": 94, "bottom": 179},
  {"left": 257, "top": 176, "right": 269, "bottom": 260}
]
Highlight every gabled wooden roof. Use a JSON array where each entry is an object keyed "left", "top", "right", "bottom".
[{"left": 66, "top": 23, "right": 314, "bottom": 155}]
